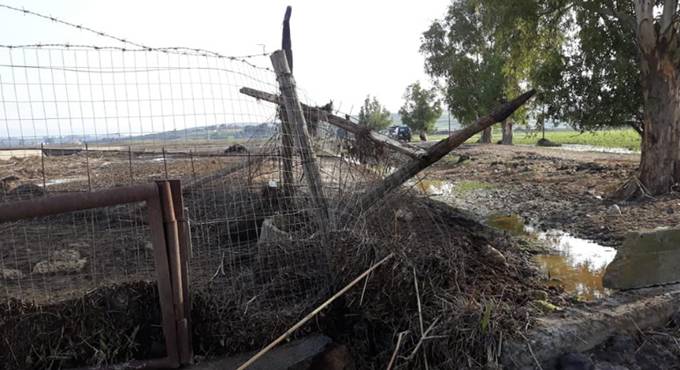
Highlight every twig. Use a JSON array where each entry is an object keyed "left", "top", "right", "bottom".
[
  {"left": 210, "top": 252, "right": 226, "bottom": 281},
  {"left": 237, "top": 253, "right": 395, "bottom": 370},
  {"left": 386, "top": 330, "right": 409, "bottom": 370},
  {"left": 405, "top": 317, "right": 440, "bottom": 360},
  {"left": 519, "top": 333, "right": 543, "bottom": 370},
  {"left": 413, "top": 267, "right": 429, "bottom": 370},
  {"left": 359, "top": 270, "right": 372, "bottom": 306}
]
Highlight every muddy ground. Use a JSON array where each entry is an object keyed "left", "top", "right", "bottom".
[{"left": 423, "top": 143, "right": 680, "bottom": 246}]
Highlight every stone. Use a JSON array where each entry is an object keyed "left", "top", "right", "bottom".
[
  {"left": 603, "top": 228, "right": 680, "bottom": 290},
  {"left": 33, "top": 248, "right": 87, "bottom": 274},
  {"left": 607, "top": 205, "right": 622, "bottom": 216},
  {"left": 557, "top": 352, "right": 594, "bottom": 370},
  {"left": 1, "top": 267, "right": 24, "bottom": 280},
  {"left": 482, "top": 245, "right": 507, "bottom": 266},
  {"left": 395, "top": 208, "right": 414, "bottom": 222}
]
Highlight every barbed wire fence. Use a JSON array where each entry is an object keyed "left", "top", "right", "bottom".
[
  {"left": 0, "top": 4, "right": 422, "bottom": 368},
  {"left": 0, "top": 3, "right": 536, "bottom": 369}
]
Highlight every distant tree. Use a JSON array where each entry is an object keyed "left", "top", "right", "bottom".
[
  {"left": 357, "top": 95, "right": 392, "bottom": 131},
  {"left": 399, "top": 82, "right": 442, "bottom": 137},
  {"left": 420, "top": 0, "right": 545, "bottom": 144}
]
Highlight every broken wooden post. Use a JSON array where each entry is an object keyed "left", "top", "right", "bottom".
[
  {"left": 352, "top": 90, "right": 536, "bottom": 215},
  {"left": 279, "top": 6, "right": 295, "bottom": 190},
  {"left": 271, "top": 50, "right": 330, "bottom": 225},
  {"left": 239, "top": 87, "right": 426, "bottom": 159}
]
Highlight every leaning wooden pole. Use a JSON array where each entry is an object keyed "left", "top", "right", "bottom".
[
  {"left": 239, "top": 87, "right": 426, "bottom": 159},
  {"left": 271, "top": 50, "right": 330, "bottom": 225},
  {"left": 279, "top": 6, "right": 295, "bottom": 190},
  {"left": 353, "top": 89, "right": 536, "bottom": 215}
]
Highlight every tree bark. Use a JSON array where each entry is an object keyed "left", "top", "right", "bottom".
[
  {"left": 501, "top": 120, "right": 513, "bottom": 145},
  {"left": 638, "top": 57, "right": 680, "bottom": 194},
  {"left": 480, "top": 127, "right": 492, "bottom": 144},
  {"left": 635, "top": 1, "right": 680, "bottom": 195}
]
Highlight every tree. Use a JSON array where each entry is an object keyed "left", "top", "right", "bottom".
[
  {"left": 437, "top": 0, "right": 679, "bottom": 195},
  {"left": 421, "top": 0, "right": 539, "bottom": 144},
  {"left": 399, "top": 82, "right": 442, "bottom": 138},
  {"left": 357, "top": 95, "right": 392, "bottom": 131}
]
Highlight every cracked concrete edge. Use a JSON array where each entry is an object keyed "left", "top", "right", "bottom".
[{"left": 501, "top": 284, "right": 680, "bottom": 369}]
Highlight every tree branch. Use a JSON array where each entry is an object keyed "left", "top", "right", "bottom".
[{"left": 662, "top": 0, "right": 679, "bottom": 36}]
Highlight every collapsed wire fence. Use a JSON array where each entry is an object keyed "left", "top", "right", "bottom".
[
  {"left": 0, "top": 5, "right": 408, "bottom": 368},
  {"left": 0, "top": 4, "right": 545, "bottom": 370}
]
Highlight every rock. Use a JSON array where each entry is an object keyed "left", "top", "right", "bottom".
[
  {"left": 537, "top": 138, "right": 562, "bottom": 147},
  {"left": 33, "top": 248, "right": 87, "bottom": 274},
  {"left": 607, "top": 205, "right": 622, "bottom": 216},
  {"left": 558, "top": 352, "right": 594, "bottom": 370},
  {"left": 603, "top": 228, "right": 680, "bottom": 289},
  {"left": 482, "top": 245, "right": 507, "bottom": 266},
  {"left": 224, "top": 144, "right": 248, "bottom": 154},
  {"left": 7, "top": 183, "right": 45, "bottom": 197},
  {"left": 1, "top": 268, "right": 24, "bottom": 280},
  {"left": 594, "top": 361, "right": 629, "bottom": 370},
  {"left": 308, "top": 343, "right": 352, "bottom": 370},
  {"left": 395, "top": 208, "right": 414, "bottom": 222},
  {"left": 530, "top": 289, "right": 549, "bottom": 301}
]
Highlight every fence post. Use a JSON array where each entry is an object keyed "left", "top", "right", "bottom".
[
  {"left": 157, "top": 180, "right": 192, "bottom": 365},
  {"left": 168, "top": 179, "right": 193, "bottom": 364},
  {"left": 271, "top": 50, "right": 329, "bottom": 227}
]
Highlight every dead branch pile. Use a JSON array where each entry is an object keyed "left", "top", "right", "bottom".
[
  {"left": 0, "top": 281, "right": 164, "bottom": 370},
  {"left": 323, "top": 196, "right": 547, "bottom": 369}
]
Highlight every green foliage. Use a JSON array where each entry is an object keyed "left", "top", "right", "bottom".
[
  {"left": 357, "top": 95, "right": 392, "bottom": 131},
  {"left": 421, "top": 0, "right": 547, "bottom": 126},
  {"left": 399, "top": 82, "right": 442, "bottom": 134},
  {"left": 422, "top": 0, "right": 644, "bottom": 133}
]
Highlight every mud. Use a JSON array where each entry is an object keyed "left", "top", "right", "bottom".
[{"left": 424, "top": 144, "right": 680, "bottom": 246}]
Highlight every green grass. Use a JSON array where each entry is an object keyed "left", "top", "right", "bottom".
[{"left": 428, "top": 129, "right": 641, "bottom": 151}]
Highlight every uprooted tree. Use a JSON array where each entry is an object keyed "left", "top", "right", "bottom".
[{"left": 429, "top": 0, "right": 680, "bottom": 195}]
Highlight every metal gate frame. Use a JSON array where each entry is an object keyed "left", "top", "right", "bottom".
[{"left": 0, "top": 180, "right": 192, "bottom": 369}]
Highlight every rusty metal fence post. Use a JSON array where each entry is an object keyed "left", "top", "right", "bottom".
[{"left": 0, "top": 181, "right": 193, "bottom": 369}]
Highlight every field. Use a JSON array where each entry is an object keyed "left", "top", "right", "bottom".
[{"left": 429, "top": 128, "right": 641, "bottom": 150}]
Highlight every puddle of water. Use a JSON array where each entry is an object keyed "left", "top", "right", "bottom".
[
  {"left": 559, "top": 144, "right": 639, "bottom": 155},
  {"left": 486, "top": 214, "right": 526, "bottom": 236},
  {"left": 483, "top": 213, "right": 617, "bottom": 300},
  {"left": 415, "top": 179, "right": 454, "bottom": 196},
  {"left": 535, "top": 231, "right": 617, "bottom": 300},
  {"left": 39, "top": 177, "right": 87, "bottom": 186}
]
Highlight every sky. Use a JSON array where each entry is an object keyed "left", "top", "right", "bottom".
[{"left": 0, "top": 0, "right": 451, "bottom": 114}]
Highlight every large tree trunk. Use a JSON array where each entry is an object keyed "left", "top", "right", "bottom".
[
  {"left": 638, "top": 65, "right": 680, "bottom": 194},
  {"left": 480, "top": 127, "right": 492, "bottom": 144},
  {"left": 635, "top": 0, "right": 680, "bottom": 195},
  {"left": 501, "top": 120, "right": 513, "bottom": 145}
]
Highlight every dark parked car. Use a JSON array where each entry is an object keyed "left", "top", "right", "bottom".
[{"left": 388, "top": 126, "right": 412, "bottom": 142}]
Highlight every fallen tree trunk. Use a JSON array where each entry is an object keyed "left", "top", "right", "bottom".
[
  {"left": 239, "top": 87, "right": 426, "bottom": 159},
  {"left": 352, "top": 90, "right": 535, "bottom": 215}
]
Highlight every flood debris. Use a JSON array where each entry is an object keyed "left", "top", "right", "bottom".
[{"left": 32, "top": 248, "right": 88, "bottom": 274}]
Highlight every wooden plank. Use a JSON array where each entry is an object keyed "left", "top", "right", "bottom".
[
  {"left": 239, "top": 87, "right": 426, "bottom": 159},
  {"left": 271, "top": 50, "right": 330, "bottom": 226},
  {"left": 352, "top": 89, "right": 536, "bottom": 215}
]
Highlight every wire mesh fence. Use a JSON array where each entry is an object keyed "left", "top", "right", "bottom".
[{"left": 0, "top": 4, "right": 455, "bottom": 368}]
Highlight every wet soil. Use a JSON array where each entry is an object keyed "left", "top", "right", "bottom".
[{"left": 423, "top": 144, "right": 680, "bottom": 247}]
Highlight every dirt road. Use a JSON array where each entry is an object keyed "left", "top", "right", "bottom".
[{"left": 422, "top": 143, "right": 679, "bottom": 246}]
